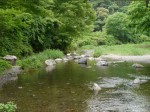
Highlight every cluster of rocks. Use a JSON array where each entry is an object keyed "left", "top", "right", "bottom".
[
  {"left": 1, "top": 53, "right": 145, "bottom": 88},
  {"left": 45, "top": 52, "right": 145, "bottom": 72},
  {"left": 0, "top": 55, "right": 21, "bottom": 89}
]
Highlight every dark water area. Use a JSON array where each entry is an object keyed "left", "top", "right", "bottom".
[{"left": 0, "top": 61, "right": 150, "bottom": 112}]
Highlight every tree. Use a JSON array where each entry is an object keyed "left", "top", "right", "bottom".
[
  {"left": 0, "top": 0, "right": 95, "bottom": 56},
  {"left": 127, "top": 2, "right": 150, "bottom": 37},
  {"left": 94, "top": 7, "right": 109, "bottom": 31},
  {"left": 104, "top": 12, "right": 130, "bottom": 43}
]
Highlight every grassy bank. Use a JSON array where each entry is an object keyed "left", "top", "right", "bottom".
[
  {"left": 17, "top": 49, "right": 64, "bottom": 69},
  {"left": 79, "top": 42, "right": 150, "bottom": 57}
]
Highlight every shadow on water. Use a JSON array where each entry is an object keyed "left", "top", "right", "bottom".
[{"left": 0, "top": 61, "right": 150, "bottom": 112}]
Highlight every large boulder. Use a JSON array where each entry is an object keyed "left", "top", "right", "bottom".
[
  {"left": 78, "top": 57, "right": 87, "bottom": 64},
  {"left": 45, "top": 59, "right": 56, "bottom": 66},
  {"left": 3, "top": 55, "right": 17, "bottom": 65}
]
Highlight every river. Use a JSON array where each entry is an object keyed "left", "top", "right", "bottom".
[{"left": 0, "top": 61, "right": 150, "bottom": 112}]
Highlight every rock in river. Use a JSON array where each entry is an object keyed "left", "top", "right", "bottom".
[
  {"left": 78, "top": 57, "right": 87, "bottom": 64},
  {"left": 45, "top": 59, "right": 56, "bottom": 66},
  {"left": 132, "top": 63, "right": 144, "bottom": 68}
]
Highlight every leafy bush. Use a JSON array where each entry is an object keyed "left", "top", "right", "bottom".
[
  {"left": 74, "top": 31, "right": 120, "bottom": 49},
  {"left": 93, "top": 50, "right": 102, "bottom": 57},
  {"left": 0, "top": 59, "right": 12, "bottom": 75},
  {"left": 130, "top": 34, "right": 150, "bottom": 43},
  {"left": 17, "top": 49, "right": 64, "bottom": 68},
  {"left": 0, "top": 102, "right": 17, "bottom": 112}
]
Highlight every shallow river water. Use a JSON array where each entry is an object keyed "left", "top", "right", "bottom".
[{"left": 0, "top": 61, "right": 150, "bottom": 112}]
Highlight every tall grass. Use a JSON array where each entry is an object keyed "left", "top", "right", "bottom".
[
  {"left": 17, "top": 49, "right": 64, "bottom": 69},
  {"left": 80, "top": 42, "right": 150, "bottom": 57}
]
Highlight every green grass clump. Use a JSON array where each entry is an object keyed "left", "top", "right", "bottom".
[
  {"left": 17, "top": 49, "right": 64, "bottom": 69},
  {"left": 79, "top": 42, "right": 150, "bottom": 57},
  {"left": 93, "top": 50, "right": 102, "bottom": 57},
  {"left": 0, "top": 59, "right": 12, "bottom": 75},
  {"left": 0, "top": 102, "right": 17, "bottom": 112}
]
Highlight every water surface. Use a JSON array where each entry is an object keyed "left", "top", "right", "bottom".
[{"left": 0, "top": 61, "right": 150, "bottom": 112}]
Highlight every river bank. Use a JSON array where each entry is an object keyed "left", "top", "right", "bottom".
[{"left": 100, "top": 54, "right": 150, "bottom": 63}]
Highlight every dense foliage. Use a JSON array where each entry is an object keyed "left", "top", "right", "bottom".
[
  {"left": 80, "top": 1, "right": 150, "bottom": 46},
  {"left": 0, "top": 0, "right": 95, "bottom": 57},
  {"left": 105, "top": 12, "right": 130, "bottom": 43},
  {"left": 0, "top": 0, "right": 150, "bottom": 56}
]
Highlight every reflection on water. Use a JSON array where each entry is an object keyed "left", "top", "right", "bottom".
[{"left": 0, "top": 61, "right": 150, "bottom": 112}]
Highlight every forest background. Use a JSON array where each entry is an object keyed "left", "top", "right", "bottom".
[{"left": 0, "top": 0, "right": 150, "bottom": 57}]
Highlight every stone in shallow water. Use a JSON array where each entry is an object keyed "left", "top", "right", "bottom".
[
  {"left": 45, "top": 59, "right": 56, "bottom": 66},
  {"left": 78, "top": 58, "right": 87, "bottom": 64},
  {"left": 133, "top": 78, "right": 140, "bottom": 84},
  {"left": 96, "top": 61, "right": 108, "bottom": 66},
  {"left": 55, "top": 58, "right": 62, "bottom": 63},
  {"left": 132, "top": 63, "right": 144, "bottom": 68}
]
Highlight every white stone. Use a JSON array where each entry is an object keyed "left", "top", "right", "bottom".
[
  {"left": 3, "top": 55, "right": 17, "bottom": 60},
  {"left": 96, "top": 61, "right": 108, "bottom": 66},
  {"left": 88, "top": 57, "right": 95, "bottom": 61},
  {"left": 132, "top": 63, "right": 144, "bottom": 68},
  {"left": 45, "top": 59, "right": 56, "bottom": 66},
  {"left": 92, "top": 83, "right": 101, "bottom": 91},
  {"left": 133, "top": 78, "right": 140, "bottom": 84},
  {"left": 55, "top": 58, "right": 62, "bottom": 63}
]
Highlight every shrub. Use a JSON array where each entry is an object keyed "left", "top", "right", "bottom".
[
  {"left": 17, "top": 49, "right": 64, "bottom": 69},
  {"left": 93, "top": 50, "right": 102, "bottom": 57},
  {"left": 0, "top": 59, "right": 12, "bottom": 75},
  {"left": 75, "top": 31, "right": 120, "bottom": 49},
  {"left": 0, "top": 102, "right": 17, "bottom": 112}
]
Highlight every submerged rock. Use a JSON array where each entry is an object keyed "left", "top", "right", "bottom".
[
  {"left": 45, "top": 65, "right": 55, "bottom": 72},
  {"left": 0, "top": 66, "right": 22, "bottom": 89},
  {"left": 18, "top": 86, "right": 23, "bottom": 89}
]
